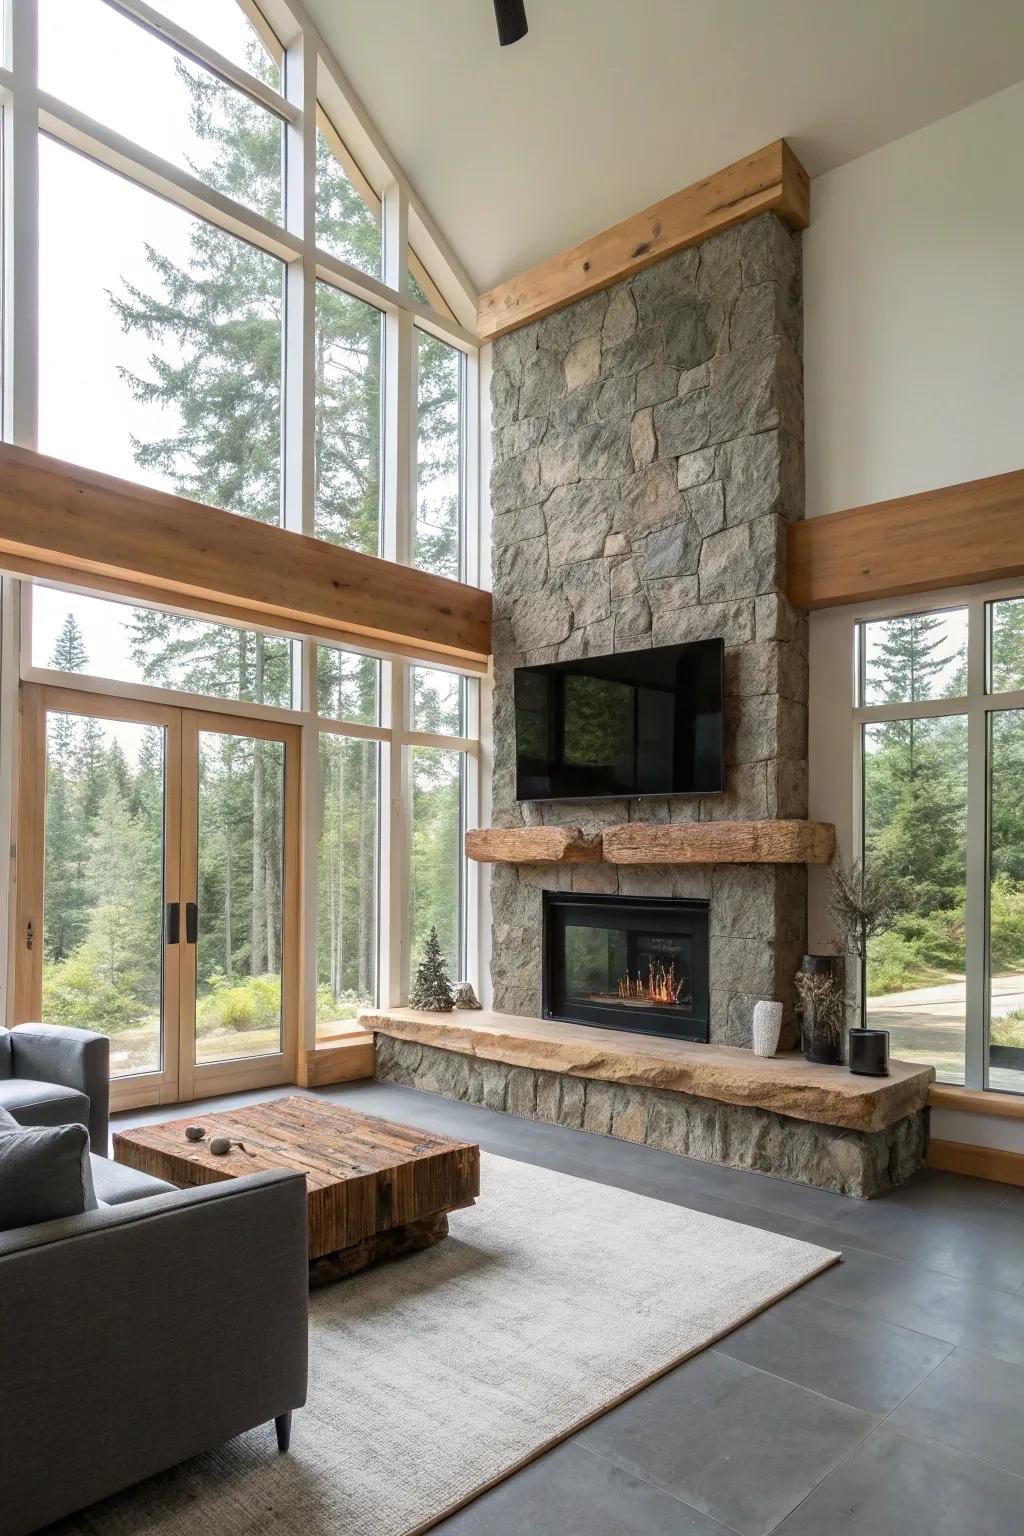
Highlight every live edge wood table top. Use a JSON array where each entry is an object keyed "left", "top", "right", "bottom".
[{"left": 113, "top": 1096, "right": 480, "bottom": 1277}]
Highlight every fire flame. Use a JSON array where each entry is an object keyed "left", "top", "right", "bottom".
[{"left": 617, "top": 961, "right": 684, "bottom": 1005}]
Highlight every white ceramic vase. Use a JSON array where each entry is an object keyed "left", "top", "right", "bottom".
[{"left": 752, "top": 999, "right": 784, "bottom": 1058}]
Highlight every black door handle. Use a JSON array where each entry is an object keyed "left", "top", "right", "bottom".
[
  {"left": 166, "top": 902, "right": 180, "bottom": 944},
  {"left": 185, "top": 901, "right": 198, "bottom": 944}
]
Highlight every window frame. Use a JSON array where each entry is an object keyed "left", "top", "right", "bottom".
[
  {"left": 0, "top": 0, "right": 485, "bottom": 1056},
  {"left": 842, "top": 586, "right": 1024, "bottom": 1093}
]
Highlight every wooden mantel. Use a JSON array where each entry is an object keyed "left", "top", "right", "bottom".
[
  {"left": 477, "top": 139, "right": 810, "bottom": 341},
  {"left": 466, "top": 820, "right": 835, "bottom": 867},
  {"left": 0, "top": 445, "right": 492, "bottom": 670}
]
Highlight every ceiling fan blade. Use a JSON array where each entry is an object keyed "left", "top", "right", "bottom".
[{"left": 493, "top": 0, "right": 528, "bottom": 47}]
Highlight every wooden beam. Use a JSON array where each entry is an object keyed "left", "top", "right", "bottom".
[
  {"left": 0, "top": 446, "right": 492, "bottom": 666},
  {"left": 465, "top": 826, "right": 603, "bottom": 864},
  {"left": 603, "top": 820, "right": 834, "bottom": 866},
  {"left": 788, "top": 468, "right": 1024, "bottom": 610},
  {"left": 477, "top": 139, "right": 810, "bottom": 341}
]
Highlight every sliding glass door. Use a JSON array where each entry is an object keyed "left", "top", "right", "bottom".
[
  {"left": 16, "top": 686, "right": 300, "bottom": 1108},
  {"left": 180, "top": 712, "right": 299, "bottom": 1101}
]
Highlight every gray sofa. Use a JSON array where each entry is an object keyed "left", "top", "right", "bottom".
[
  {"left": 0, "top": 1026, "right": 310, "bottom": 1536},
  {"left": 0, "top": 1022, "right": 110, "bottom": 1153}
]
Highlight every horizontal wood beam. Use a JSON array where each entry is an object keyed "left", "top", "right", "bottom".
[
  {"left": 477, "top": 139, "right": 810, "bottom": 341},
  {"left": 602, "top": 819, "right": 834, "bottom": 866},
  {"left": 788, "top": 468, "right": 1024, "bottom": 610},
  {"left": 0, "top": 447, "right": 491, "bottom": 668},
  {"left": 465, "top": 826, "right": 603, "bottom": 864},
  {"left": 465, "top": 820, "right": 835, "bottom": 866}
]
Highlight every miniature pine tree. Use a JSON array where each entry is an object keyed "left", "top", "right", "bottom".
[{"left": 409, "top": 926, "right": 454, "bottom": 1012}]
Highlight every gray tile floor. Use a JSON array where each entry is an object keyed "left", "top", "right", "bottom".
[{"left": 116, "top": 1082, "right": 1024, "bottom": 1535}]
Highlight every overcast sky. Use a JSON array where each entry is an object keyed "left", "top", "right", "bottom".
[{"left": 34, "top": 0, "right": 279, "bottom": 680}]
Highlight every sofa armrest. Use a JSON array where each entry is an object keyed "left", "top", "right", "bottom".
[
  {"left": 0, "top": 1170, "right": 309, "bottom": 1536},
  {"left": 11, "top": 1023, "right": 109, "bottom": 1154}
]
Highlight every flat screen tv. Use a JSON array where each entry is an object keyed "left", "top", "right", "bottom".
[{"left": 514, "top": 639, "right": 724, "bottom": 802}]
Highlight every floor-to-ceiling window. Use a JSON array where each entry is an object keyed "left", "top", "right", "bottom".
[
  {"left": 0, "top": 0, "right": 482, "bottom": 1103},
  {"left": 851, "top": 594, "right": 1024, "bottom": 1092}
]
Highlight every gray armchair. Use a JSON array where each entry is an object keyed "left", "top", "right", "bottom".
[
  {"left": 0, "top": 1023, "right": 110, "bottom": 1154},
  {"left": 0, "top": 1168, "right": 309, "bottom": 1536}
]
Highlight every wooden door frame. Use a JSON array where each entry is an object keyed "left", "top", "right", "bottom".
[
  {"left": 16, "top": 684, "right": 184, "bottom": 1110},
  {"left": 179, "top": 709, "right": 302, "bottom": 1101},
  {"left": 14, "top": 684, "right": 302, "bottom": 1111}
]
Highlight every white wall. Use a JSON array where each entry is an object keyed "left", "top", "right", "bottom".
[
  {"left": 804, "top": 80, "right": 1024, "bottom": 1152},
  {"left": 804, "top": 78, "right": 1024, "bottom": 520}
]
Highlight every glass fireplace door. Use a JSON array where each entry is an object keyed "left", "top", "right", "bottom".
[{"left": 544, "top": 891, "right": 710, "bottom": 1041}]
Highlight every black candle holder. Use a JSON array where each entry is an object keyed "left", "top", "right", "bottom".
[{"left": 848, "top": 1028, "right": 890, "bottom": 1076}]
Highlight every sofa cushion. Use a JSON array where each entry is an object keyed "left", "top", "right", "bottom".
[
  {"left": 0, "top": 1078, "right": 90, "bottom": 1131},
  {"left": 0, "top": 1027, "right": 12, "bottom": 1080},
  {"left": 91, "top": 1155, "right": 178, "bottom": 1206},
  {"left": 0, "top": 1117, "right": 97, "bottom": 1231}
]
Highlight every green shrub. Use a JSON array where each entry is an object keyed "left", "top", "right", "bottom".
[
  {"left": 989, "top": 875, "right": 1024, "bottom": 971},
  {"left": 867, "top": 930, "right": 921, "bottom": 995},
  {"left": 315, "top": 985, "right": 368, "bottom": 1024},
  {"left": 866, "top": 908, "right": 965, "bottom": 996},
  {"left": 195, "top": 972, "right": 281, "bottom": 1034},
  {"left": 992, "top": 1007, "right": 1024, "bottom": 1048},
  {"left": 42, "top": 945, "right": 148, "bottom": 1034}
]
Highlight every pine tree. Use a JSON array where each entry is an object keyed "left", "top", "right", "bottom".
[
  {"left": 409, "top": 926, "right": 454, "bottom": 1012},
  {"left": 43, "top": 617, "right": 91, "bottom": 961},
  {"left": 867, "top": 612, "right": 953, "bottom": 705},
  {"left": 50, "top": 612, "right": 88, "bottom": 672},
  {"left": 100, "top": 43, "right": 460, "bottom": 1022}
]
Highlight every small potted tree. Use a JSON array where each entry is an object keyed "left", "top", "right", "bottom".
[
  {"left": 828, "top": 856, "right": 905, "bottom": 1075},
  {"left": 409, "top": 927, "right": 455, "bottom": 1013}
]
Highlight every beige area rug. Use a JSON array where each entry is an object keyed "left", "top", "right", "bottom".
[{"left": 60, "top": 1154, "right": 839, "bottom": 1536}]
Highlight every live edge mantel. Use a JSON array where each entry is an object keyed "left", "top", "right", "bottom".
[{"left": 465, "top": 820, "right": 836, "bottom": 867}]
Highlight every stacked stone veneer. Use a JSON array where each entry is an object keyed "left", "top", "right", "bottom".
[
  {"left": 376, "top": 1036, "right": 928, "bottom": 1199},
  {"left": 488, "top": 213, "right": 809, "bottom": 1047}
]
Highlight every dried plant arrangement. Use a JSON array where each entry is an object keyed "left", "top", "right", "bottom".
[{"left": 793, "top": 968, "right": 844, "bottom": 1047}]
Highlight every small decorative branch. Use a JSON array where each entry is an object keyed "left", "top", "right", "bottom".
[{"left": 828, "top": 856, "right": 905, "bottom": 964}]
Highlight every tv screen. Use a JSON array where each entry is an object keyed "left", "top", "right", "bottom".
[{"left": 514, "top": 639, "right": 724, "bottom": 802}]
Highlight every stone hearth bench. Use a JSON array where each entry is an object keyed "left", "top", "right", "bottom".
[{"left": 360, "top": 1009, "right": 935, "bottom": 1199}]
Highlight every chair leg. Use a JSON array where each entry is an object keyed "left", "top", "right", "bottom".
[{"left": 275, "top": 1412, "right": 292, "bottom": 1453}]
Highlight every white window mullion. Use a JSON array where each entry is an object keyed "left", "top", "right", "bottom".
[
  {"left": 282, "top": 27, "right": 315, "bottom": 537},
  {"left": 381, "top": 662, "right": 410, "bottom": 1007},
  {"left": 381, "top": 181, "right": 414, "bottom": 566},
  {"left": 6, "top": 0, "right": 38, "bottom": 448},
  {"left": 282, "top": 21, "right": 318, "bottom": 1061},
  {"left": 964, "top": 598, "right": 989, "bottom": 1090}
]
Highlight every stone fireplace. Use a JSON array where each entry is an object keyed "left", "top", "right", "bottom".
[
  {"left": 367, "top": 205, "right": 935, "bottom": 1198},
  {"left": 488, "top": 211, "right": 808, "bottom": 1048}
]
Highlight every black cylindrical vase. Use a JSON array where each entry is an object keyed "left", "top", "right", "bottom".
[
  {"left": 799, "top": 954, "right": 843, "bottom": 1065},
  {"left": 848, "top": 1028, "right": 890, "bottom": 1076}
]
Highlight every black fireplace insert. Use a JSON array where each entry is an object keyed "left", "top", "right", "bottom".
[{"left": 542, "top": 891, "right": 710, "bottom": 1041}]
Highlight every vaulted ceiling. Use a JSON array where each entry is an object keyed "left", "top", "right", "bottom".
[{"left": 304, "top": 0, "right": 1024, "bottom": 295}]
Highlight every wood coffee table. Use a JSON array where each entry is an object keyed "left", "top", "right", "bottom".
[{"left": 113, "top": 1096, "right": 480, "bottom": 1282}]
